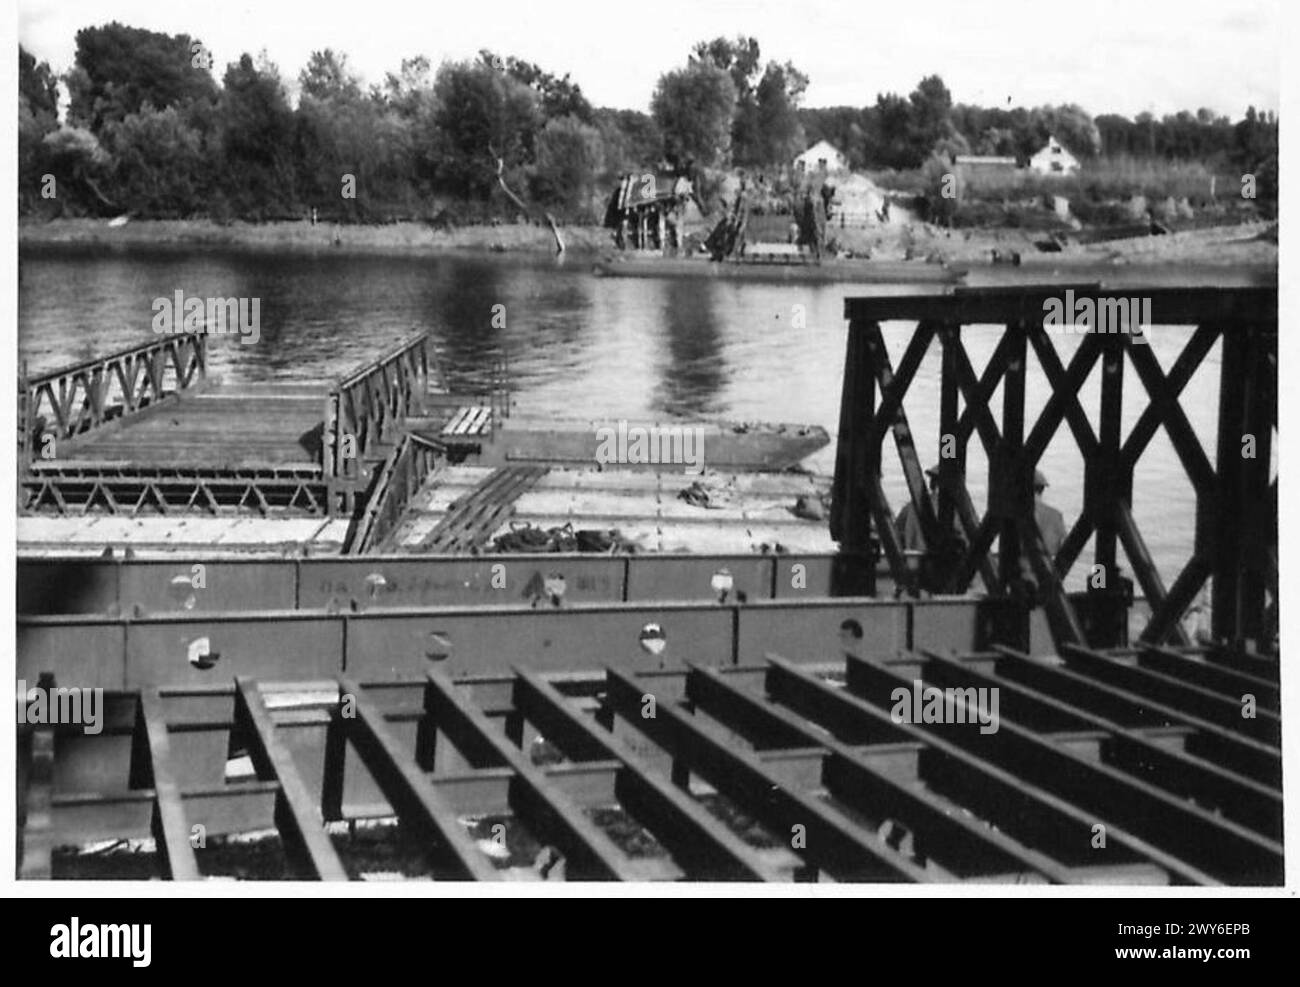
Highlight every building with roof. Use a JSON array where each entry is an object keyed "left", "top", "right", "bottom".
[
  {"left": 793, "top": 140, "right": 848, "bottom": 175},
  {"left": 1029, "top": 135, "right": 1080, "bottom": 176}
]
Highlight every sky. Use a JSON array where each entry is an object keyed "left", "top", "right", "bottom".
[{"left": 15, "top": 0, "right": 1281, "bottom": 120}]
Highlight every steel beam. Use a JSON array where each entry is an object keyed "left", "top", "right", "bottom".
[
  {"left": 1137, "top": 644, "right": 1279, "bottom": 711},
  {"left": 336, "top": 677, "right": 497, "bottom": 880},
  {"left": 423, "top": 669, "right": 657, "bottom": 881},
  {"left": 1060, "top": 643, "right": 1280, "bottom": 746},
  {"left": 685, "top": 664, "right": 1078, "bottom": 882},
  {"left": 602, "top": 667, "right": 934, "bottom": 882},
  {"left": 830, "top": 650, "right": 1283, "bottom": 884},
  {"left": 913, "top": 650, "right": 1281, "bottom": 838},
  {"left": 763, "top": 655, "right": 1218, "bottom": 885},
  {"left": 992, "top": 646, "right": 1280, "bottom": 788},
  {"left": 135, "top": 688, "right": 201, "bottom": 879},
  {"left": 844, "top": 285, "right": 1276, "bottom": 326},
  {"left": 511, "top": 668, "right": 786, "bottom": 881},
  {"left": 234, "top": 678, "right": 349, "bottom": 880}
]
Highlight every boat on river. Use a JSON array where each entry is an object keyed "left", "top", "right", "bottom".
[{"left": 592, "top": 252, "right": 962, "bottom": 285}]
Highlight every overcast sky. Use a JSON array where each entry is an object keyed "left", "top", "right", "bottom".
[{"left": 16, "top": 0, "right": 1280, "bottom": 119}]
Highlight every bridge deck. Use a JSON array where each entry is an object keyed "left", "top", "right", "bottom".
[{"left": 55, "top": 381, "right": 330, "bottom": 469}]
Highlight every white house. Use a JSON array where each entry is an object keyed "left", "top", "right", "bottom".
[
  {"left": 793, "top": 140, "right": 848, "bottom": 175},
  {"left": 1029, "top": 135, "right": 1080, "bottom": 176}
]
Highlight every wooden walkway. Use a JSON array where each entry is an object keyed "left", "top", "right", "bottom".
[
  {"left": 20, "top": 331, "right": 439, "bottom": 517},
  {"left": 57, "top": 381, "right": 327, "bottom": 468}
]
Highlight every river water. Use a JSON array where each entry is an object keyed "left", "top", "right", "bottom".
[{"left": 18, "top": 244, "right": 1235, "bottom": 582}]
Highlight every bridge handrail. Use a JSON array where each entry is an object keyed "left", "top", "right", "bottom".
[
  {"left": 323, "top": 331, "right": 430, "bottom": 482},
  {"left": 344, "top": 433, "right": 443, "bottom": 554},
  {"left": 19, "top": 332, "right": 207, "bottom": 455}
]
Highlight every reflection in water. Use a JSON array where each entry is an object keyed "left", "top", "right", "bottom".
[
  {"left": 653, "top": 279, "right": 726, "bottom": 418},
  {"left": 17, "top": 243, "right": 1227, "bottom": 581}
]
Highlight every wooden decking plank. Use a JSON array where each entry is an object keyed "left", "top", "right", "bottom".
[
  {"left": 419, "top": 466, "right": 545, "bottom": 552},
  {"left": 441, "top": 408, "right": 473, "bottom": 436}
]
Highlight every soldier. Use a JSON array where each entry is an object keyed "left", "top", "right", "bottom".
[
  {"left": 895, "top": 465, "right": 941, "bottom": 552},
  {"left": 799, "top": 190, "right": 823, "bottom": 261},
  {"left": 1033, "top": 469, "right": 1066, "bottom": 557}
]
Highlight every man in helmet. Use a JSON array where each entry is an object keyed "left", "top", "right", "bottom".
[
  {"left": 895, "top": 464, "right": 942, "bottom": 553},
  {"left": 1033, "top": 469, "right": 1066, "bottom": 557}
]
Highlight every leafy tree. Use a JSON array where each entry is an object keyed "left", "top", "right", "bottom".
[
  {"left": 531, "top": 115, "right": 606, "bottom": 219},
  {"left": 377, "top": 57, "right": 441, "bottom": 195},
  {"left": 20, "top": 45, "right": 59, "bottom": 118},
  {"left": 689, "top": 37, "right": 808, "bottom": 167},
  {"left": 872, "top": 91, "right": 914, "bottom": 168},
  {"left": 300, "top": 49, "right": 362, "bottom": 102},
  {"left": 652, "top": 61, "right": 737, "bottom": 169},
  {"left": 431, "top": 60, "right": 543, "bottom": 201},
  {"left": 66, "top": 22, "right": 217, "bottom": 132},
  {"left": 19, "top": 46, "right": 60, "bottom": 209},
  {"left": 593, "top": 108, "right": 662, "bottom": 173},
  {"left": 40, "top": 126, "right": 115, "bottom": 213},
  {"left": 690, "top": 36, "right": 762, "bottom": 161},
  {"left": 479, "top": 50, "right": 593, "bottom": 123},
  {"left": 752, "top": 61, "right": 807, "bottom": 165},
  {"left": 1036, "top": 104, "right": 1101, "bottom": 158},
  {"left": 382, "top": 56, "right": 434, "bottom": 115},
  {"left": 102, "top": 106, "right": 208, "bottom": 216},
  {"left": 922, "top": 151, "right": 959, "bottom": 224},
  {"left": 905, "top": 75, "right": 954, "bottom": 165},
  {"left": 1236, "top": 106, "right": 1278, "bottom": 216},
  {"left": 216, "top": 53, "right": 298, "bottom": 218}
]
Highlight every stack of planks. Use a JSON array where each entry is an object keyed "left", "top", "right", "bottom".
[{"left": 416, "top": 465, "right": 546, "bottom": 552}]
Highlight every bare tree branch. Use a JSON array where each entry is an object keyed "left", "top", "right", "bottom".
[{"left": 489, "top": 144, "right": 564, "bottom": 254}]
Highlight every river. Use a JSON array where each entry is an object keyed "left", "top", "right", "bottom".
[{"left": 18, "top": 243, "right": 1233, "bottom": 584}]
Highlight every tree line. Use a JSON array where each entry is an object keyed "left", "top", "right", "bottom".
[
  {"left": 801, "top": 90, "right": 1277, "bottom": 175},
  {"left": 18, "top": 24, "right": 1278, "bottom": 224}
]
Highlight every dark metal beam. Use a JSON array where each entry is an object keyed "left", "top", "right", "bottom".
[
  {"left": 1137, "top": 645, "right": 1279, "bottom": 711},
  {"left": 686, "top": 664, "right": 1078, "bottom": 882},
  {"left": 1059, "top": 644, "right": 1280, "bottom": 746},
  {"left": 136, "top": 688, "right": 201, "bottom": 880},
  {"left": 992, "top": 646, "right": 1280, "bottom": 788},
  {"left": 602, "top": 667, "right": 934, "bottom": 882},
  {"left": 337, "top": 676, "right": 498, "bottom": 880},
  {"left": 913, "top": 650, "right": 1281, "bottom": 839},
  {"left": 234, "top": 678, "right": 350, "bottom": 881},
  {"left": 423, "top": 668, "right": 654, "bottom": 881},
  {"left": 511, "top": 668, "right": 785, "bottom": 881},
  {"left": 763, "top": 655, "right": 1218, "bottom": 885},
  {"left": 844, "top": 285, "right": 1276, "bottom": 326}
]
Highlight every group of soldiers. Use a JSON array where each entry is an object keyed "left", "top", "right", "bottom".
[
  {"left": 894, "top": 465, "right": 1067, "bottom": 599},
  {"left": 791, "top": 185, "right": 836, "bottom": 260},
  {"left": 704, "top": 181, "right": 837, "bottom": 261}
]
